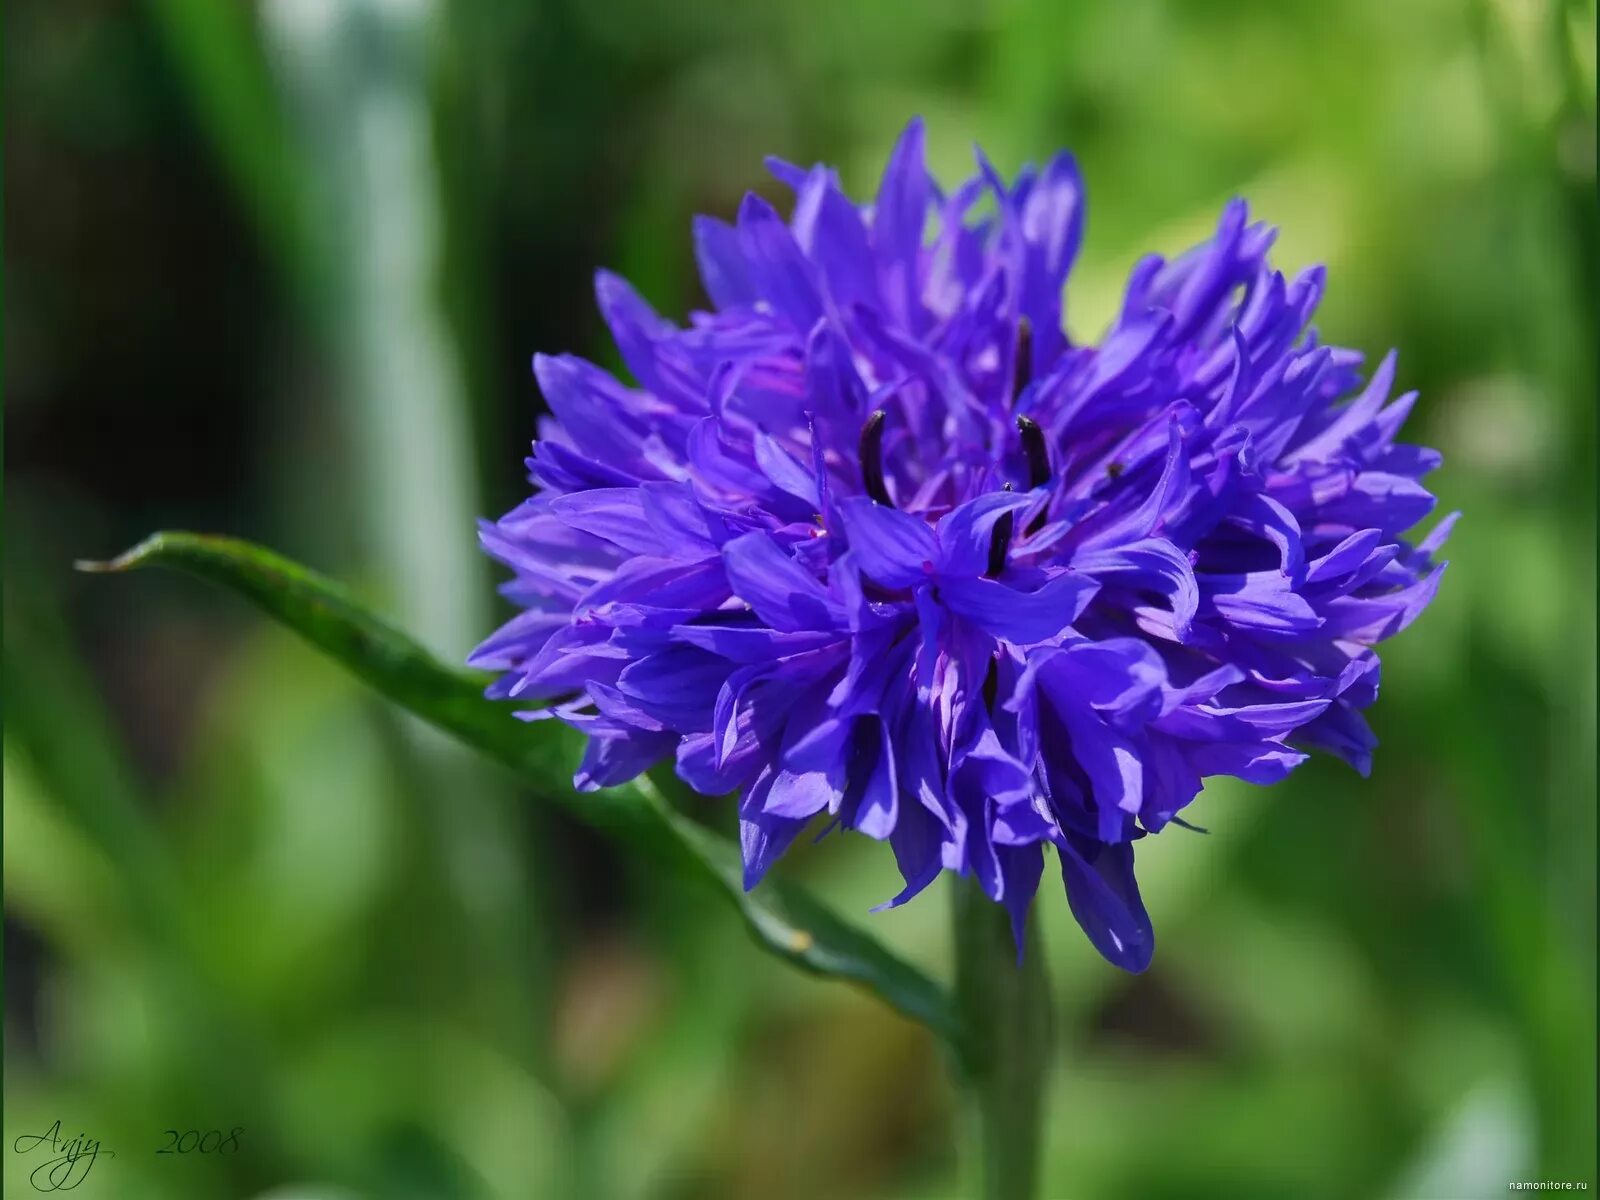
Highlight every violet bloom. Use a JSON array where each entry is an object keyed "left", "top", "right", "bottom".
[{"left": 472, "top": 119, "right": 1451, "bottom": 970}]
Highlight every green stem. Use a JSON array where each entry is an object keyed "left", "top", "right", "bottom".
[{"left": 952, "top": 877, "right": 1053, "bottom": 1200}]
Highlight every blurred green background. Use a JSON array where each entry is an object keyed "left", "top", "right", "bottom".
[{"left": 5, "top": 1, "right": 1595, "bottom": 1197}]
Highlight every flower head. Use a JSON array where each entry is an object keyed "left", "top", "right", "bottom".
[{"left": 472, "top": 118, "right": 1451, "bottom": 970}]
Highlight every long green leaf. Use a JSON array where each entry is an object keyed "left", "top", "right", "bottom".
[{"left": 80, "top": 532, "right": 957, "bottom": 1041}]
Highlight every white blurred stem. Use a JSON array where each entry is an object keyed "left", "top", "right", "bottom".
[
  {"left": 259, "top": 0, "right": 532, "bottom": 956},
  {"left": 261, "top": 0, "right": 487, "bottom": 657}
]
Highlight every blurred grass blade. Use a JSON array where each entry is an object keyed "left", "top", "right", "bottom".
[
  {"left": 147, "top": 0, "right": 325, "bottom": 319},
  {"left": 82, "top": 531, "right": 958, "bottom": 1042},
  {"left": 4, "top": 554, "right": 185, "bottom": 939}
]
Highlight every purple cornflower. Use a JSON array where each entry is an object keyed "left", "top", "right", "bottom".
[{"left": 472, "top": 118, "right": 1451, "bottom": 970}]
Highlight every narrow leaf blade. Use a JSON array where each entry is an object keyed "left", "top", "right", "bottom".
[{"left": 82, "top": 532, "right": 957, "bottom": 1041}]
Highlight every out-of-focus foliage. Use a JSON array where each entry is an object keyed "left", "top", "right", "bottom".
[{"left": 4, "top": 0, "right": 1594, "bottom": 1197}]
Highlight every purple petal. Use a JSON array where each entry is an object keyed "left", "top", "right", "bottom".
[
  {"left": 1073, "top": 538, "right": 1199, "bottom": 639},
  {"left": 640, "top": 481, "right": 732, "bottom": 552},
  {"left": 997, "top": 843, "right": 1045, "bottom": 960},
  {"left": 1184, "top": 739, "right": 1309, "bottom": 784},
  {"left": 1051, "top": 695, "right": 1145, "bottom": 841},
  {"left": 792, "top": 166, "right": 880, "bottom": 313},
  {"left": 1319, "top": 563, "right": 1446, "bottom": 643},
  {"left": 693, "top": 215, "right": 757, "bottom": 310},
  {"left": 753, "top": 432, "right": 821, "bottom": 508},
  {"left": 736, "top": 193, "right": 825, "bottom": 331},
  {"left": 740, "top": 772, "right": 809, "bottom": 889},
  {"left": 1204, "top": 572, "right": 1323, "bottom": 636},
  {"left": 1306, "top": 529, "right": 1385, "bottom": 584},
  {"left": 935, "top": 491, "right": 1034, "bottom": 578},
  {"left": 1018, "top": 150, "right": 1085, "bottom": 366},
  {"left": 940, "top": 571, "right": 1099, "bottom": 644},
  {"left": 721, "top": 531, "right": 846, "bottom": 632},
  {"left": 848, "top": 715, "right": 899, "bottom": 839},
  {"left": 873, "top": 117, "right": 930, "bottom": 329},
  {"left": 572, "top": 728, "right": 676, "bottom": 792},
  {"left": 834, "top": 496, "right": 939, "bottom": 589},
  {"left": 670, "top": 624, "right": 840, "bottom": 663},
  {"left": 1291, "top": 702, "right": 1377, "bottom": 775},
  {"left": 550, "top": 489, "right": 663, "bottom": 555},
  {"left": 1058, "top": 836, "right": 1154, "bottom": 972}
]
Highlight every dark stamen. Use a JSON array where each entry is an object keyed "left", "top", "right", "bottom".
[
  {"left": 986, "top": 508, "right": 1015, "bottom": 578},
  {"left": 1017, "top": 415, "right": 1050, "bottom": 490},
  {"left": 859, "top": 409, "right": 892, "bottom": 506},
  {"left": 982, "top": 654, "right": 999, "bottom": 710},
  {"left": 1012, "top": 317, "right": 1033, "bottom": 401}
]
